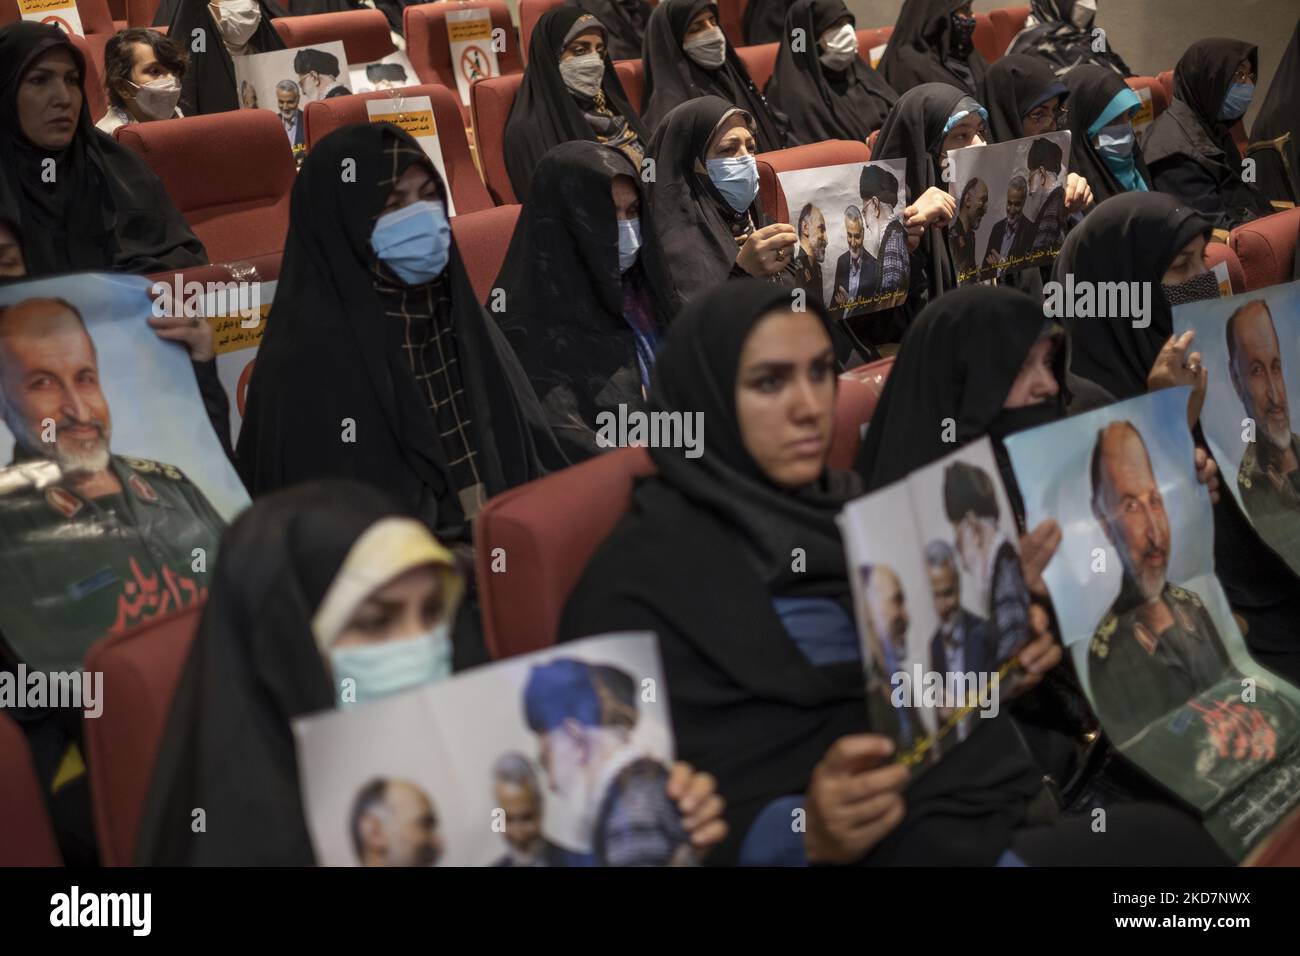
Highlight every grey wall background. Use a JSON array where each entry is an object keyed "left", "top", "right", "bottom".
[{"left": 844, "top": 0, "right": 1299, "bottom": 127}]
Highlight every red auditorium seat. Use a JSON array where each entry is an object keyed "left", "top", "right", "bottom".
[
  {"left": 127, "top": 0, "right": 160, "bottom": 27},
  {"left": 271, "top": 9, "right": 398, "bottom": 70},
  {"left": 827, "top": 375, "right": 879, "bottom": 470},
  {"left": 1157, "top": 70, "right": 1174, "bottom": 101},
  {"left": 83, "top": 603, "right": 204, "bottom": 867},
  {"left": 988, "top": 4, "right": 1030, "bottom": 58},
  {"left": 972, "top": 12, "right": 999, "bottom": 62},
  {"left": 404, "top": 0, "right": 522, "bottom": 123},
  {"left": 1204, "top": 240, "right": 1246, "bottom": 296},
  {"left": 1, "top": 0, "right": 115, "bottom": 75},
  {"left": 116, "top": 110, "right": 296, "bottom": 270},
  {"left": 107, "top": 0, "right": 125, "bottom": 29},
  {"left": 1230, "top": 207, "right": 1300, "bottom": 291},
  {"left": 717, "top": 0, "right": 745, "bottom": 45},
  {"left": 846, "top": 354, "right": 894, "bottom": 395},
  {"left": 856, "top": 26, "right": 893, "bottom": 67},
  {"left": 305, "top": 84, "right": 493, "bottom": 215},
  {"left": 519, "top": 0, "right": 564, "bottom": 64},
  {"left": 470, "top": 72, "right": 524, "bottom": 204},
  {"left": 755, "top": 139, "right": 875, "bottom": 224},
  {"left": 1125, "top": 75, "right": 1169, "bottom": 121},
  {"left": 69, "top": 32, "right": 110, "bottom": 124},
  {"left": 0, "top": 713, "right": 63, "bottom": 866},
  {"left": 449, "top": 202, "right": 521, "bottom": 301},
  {"left": 735, "top": 41, "right": 778, "bottom": 91},
  {"left": 613, "top": 58, "right": 644, "bottom": 114}
]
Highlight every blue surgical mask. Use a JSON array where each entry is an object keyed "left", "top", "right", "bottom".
[
  {"left": 370, "top": 199, "right": 451, "bottom": 286},
  {"left": 331, "top": 623, "right": 453, "bottom": 709},
  {"left": 1094, "top": 123, "right": 1135, "bottom": 164},
  {"left": 617, "top": 217, "right": 641, "bottom": 272},
  {"left": 706, "top": 155, "right": 759, "bottom": 213},
  {"left": 1218, "top": 82, "right": 1253, "bottom": 121}
]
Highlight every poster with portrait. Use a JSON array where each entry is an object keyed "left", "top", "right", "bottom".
[
  {"left": 446, "top": 6, "right": 499, "bottom": 106},
  {"left": 776, "top": 159, "right": 910, "bottom": 326},
  {"left": 1174, "top": 280, "right": 1300, "bottom": 578},
  {"left": 349, "top": 50, "right": 417, "bottom": 94},
  {"left": 0, "top": 273, "right": 249, "bottom": 674},
  {"left": 295, "top": 633, "right": 693, "bottom": 867},
  {"left": 946, "top": 131, "right": 1072, "bottom": 285},
  {"left": 234, "top": 42, "right": 352, "bottom": 164},
  {"left": 839, "top": 438, "right": 1027, "bottom": 769},
  {"left": 366, "top": 95, "right": 457, "bottom": 217},
  {"left": 17, "top": 0, "right": 84, "bottom": 36},
  {"left": 1006, "top": 387, "right": 1300, "bottom": 859}
]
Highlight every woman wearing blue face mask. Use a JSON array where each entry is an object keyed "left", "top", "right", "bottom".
[
  {"left": 1142, "top": 39, "right": 1274, "bottom": 231},
  {"left": 237, "top": 123, "right": 567, "bottom": 545},
  {"left": 1060, "top": 65, "right": 1152, "bottom": 205},
  {"left": 135, "top": 480, "right": 730, "bottom": 864},
  {"left": 493, "top": 141, "right": 680, "bottom": 462}
]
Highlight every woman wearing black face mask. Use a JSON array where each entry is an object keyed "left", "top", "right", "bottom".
[
  {"left": 1007, "top": 0, "right": 1132, "bottom": 78},
  {"left": 1142, "top": 39, "right": 1275, "bottom": 232},
  {"left": 504, "top": 9, "right": 648, "bottom": 203},
  {"left": 878, "top": 0, "right": 986, "bottom": 96}
]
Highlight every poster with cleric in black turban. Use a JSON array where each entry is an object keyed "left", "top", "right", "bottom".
[
  {"left": 234, "top": 43, "right": 352, "bottom": 164},
  {"left": 946, "top": 132, "right": 1072, "bottom": 285}
]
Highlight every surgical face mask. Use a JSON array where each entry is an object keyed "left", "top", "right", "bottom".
[
  {"left": 950, "top": 12, "right": 976, "bottom": 58},
  {"left": 370, "top": 199, "right": 451, "bottom": 286},
  {"left": 684, "top": 27, "right": 727, "bottom": 70},
  {"left": 1218, "top": 82, "right": 1253, "bottom": 121},
  {"left": 210, "top": 0, "right": 261, "bottom": 47},
  {"left": 819, "top": 23, "right": 858, "bottom": 72},
  {"left": 1094, "top": 123, "right": 1135, "bottom": 165},
  {"left": 1161, "top": 270, "right": 1220, "bottom": 306},
  {"left": 129, "top": 75, "right": 181, "bottom": 120},
  {"left": 705, "top": 154, "right": 759, "bottom": 212},
  {"left": 1069, "top": 0, "right": 1096, "bottom": 30},
  {"left": 559, "top": 52, "right": 605, "bottom": 99},
  {"left": 330, "top": 623, "right": 453, "bottom": 709},
  {"left": 617, "top": 217, "right": 641, "bottom": 272}
]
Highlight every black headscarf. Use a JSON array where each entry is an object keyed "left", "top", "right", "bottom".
[
  {"left": 1250, "top": 16, "right": 1300, "bottom": 205},
  {"left": 0, "top": 23, "right": 206, "bottom": 277},
  {"left": 1061, "top": 64, "right": 1151, "bottom": 203},
  {"left": 493, "top": 141, "right": 679, "bottom": 462},
  {"left": 640, "top": 0, "right": 790, "bottom": 151},
  {"left": 1051, "top": 191, "right": 1210, "bottom": 400},
  {"left": 981, "top": 53, "right": 1069, "bottom": 143},
  {"left": 764, "top": 0, "right": 898, "bottom": 145},
  {"left": 134, "top": 481, "right": 402, "bottom": 865},
  {"left": 878, "top": 0, "right": 987, "bottom": 96},
  {"left": 567, "top": 0, "right": 652, "bottom": 61},
  {"left": 559, "top": 279, "right": 1043, "bottom": 864},
  {"left": 161, "top": 0, "right": 286, "bottom": 116},
  {"left": 742, "top": 0, "right": 790, "bottom": 44},
  {"left": 236, "top": 123, "right": 565, "bottom": 540},
  {"left": 1007, "top": 0, "right": 1132, "bottom": 77},
  {"left": 504, "top": 8, "right": 648, "bottom": 203}
]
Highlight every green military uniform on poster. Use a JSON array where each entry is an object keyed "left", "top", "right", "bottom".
[{"left": 1237, "top": 432, "right": 1300, "bottom": 559}]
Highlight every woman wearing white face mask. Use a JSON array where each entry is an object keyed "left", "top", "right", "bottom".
[
  {"left": 641, "top": 0, "right": 791, "bottom": 151},
  {"left": 503, "top": 9, "right": 649, "bottom": 203},
  {"left": 159, "top": 0, "right": 286, "bottom": 115},
  {"left": 97, "top": 28, "right": 187, "bottom": 134},
  {"left": 764, "top": 0, "right": 898, "bottom": 146}
]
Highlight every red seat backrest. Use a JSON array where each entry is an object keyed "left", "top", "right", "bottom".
[
  {"left": 1204, "top": 240, "right": 1246, "bottom": 297},
  {"left": 756, "top": 139, "right": 875, "bottom": 224},
  {"left": 989, "top": 5, "right": 1030, "bottom": 56},
  {"left": 717, "top": 0, "right": 744, "bottom": 45},
  {"left": 270, "top": 9, "right": 397, "bottom": 66},
  {"left": 1251, "top": 810, "right": 1300, "bottom": 865},
  {"left": 83, "top": 602, "right": 204, "bottom": 866},
  {"left": 856, "top": 26, "right": 893, "bottom": 66},
  {"left": 304, "top": 84, "right": 493, "bottom": 215},
  {"left": 735, "top": 41, "right": 778, "bottom": 91},
  {"left": 470, "top": 71, "right": 523, "bottom": 204},
  {"left": 404, "top": 1, "right": 523, "bottom": 91},
  {"left": 845, "top": 354, "right": 894, "bottom": 395},
  {"left": 127, "top": 0, "right": 160, "bottom": 27},
  {"left": 0, "top": 713, "right": 63, "bottom": 866},
  {"left": 1125, "top": 75, "right": 1169, "bottom": 120},
  {"left": 972, "top": 12, "right": 999, "bottom": 62},
  {"left": 519, "top": 0, "right": 564, "bottom": 64},
  {"left": 69, "top": 31, "right": 109, "bottom": 123},
  {"left": 1229, "top": 207, "right": 1300, "bottom": 292},
  {"left": 449, "top": 202, "right": 521, "bottom": 301},
  {"left": 116, "top": 110, "right": 296, "bottom": 266},
  {"left": 1157, "top": 69, "right": 1174, "bottom": 101},
  {"left": 827, "top": 375, "right": 878, "bottom": 471},
  {"left": 476, "top": 446, "right": 656, "bottom": 659},
  {"left": 613, "top": 57, "right": 644, "bottom": 114}
]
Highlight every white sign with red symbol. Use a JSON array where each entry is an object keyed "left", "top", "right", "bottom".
[
  {"left": 17, "top": 0, "right": 85, "bottom": 37},
  {"left": 446, "top": 6, "right": 498, "bottom": 106}
]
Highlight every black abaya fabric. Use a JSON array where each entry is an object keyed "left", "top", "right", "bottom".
[
  {"left": 0, "top": 23, "right": 206, "bottom": 277},
  {"left": 235, "top": 123, "right": 564, "bottom": 541},
  {"left": 1007, "top": 0, "right": 1132, "bottom": 77},
  {"left": 878, "top": 0, "right": 987, "bottom": 95},
  {"left": 559, "top": 280, "right": 1043, "bottom": 865},
  {"left": 493, "top": 141, "right": 679, "bottom": 462},
  {"left": 504, "top": 7, "right": 649, "bottom": 203},
  {"left": 567, "top": 0, "right": 652, "bottom": 61},
  {"left": 1141, "top": 40, "right": 1273, "bottom": 230},
  {"left": 640, "top": 0, "right": 790, "bottom": 151},
  {"left": 764, "top": 0, "right": 897, "bottom": 145},
  {"left": 162, "top": 0, "right": 286, "bottom": 116},
  {"left": 980, "top": 53, "right": 1068, "bottom": 144},
  {"left": 1061, "top": 65, "right": 1151, "bottom": 203},
  {"left": 1250, "top": 16, "right": 1300, "bottom": 205},
  {"left": 134, "top": 482, "right": 400, "bottom": 865}
]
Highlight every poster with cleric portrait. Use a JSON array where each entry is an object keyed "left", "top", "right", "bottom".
[
  {"left": 1174, "top": 280, "right": 1300, "bottom": 579},
  {"left": 946, "top": 131, "right": 1072, "bottom": 285},
  {"left": 294, "top": 633, "right": 695, "bottom": 867},
  {"left": 349, "top": 50, "right": 417, "bottom": 94},
  {"left": 1006, "top": 387, "right": 1300, "bottom": 859},
  {"left": 0, "top": 273, "right": 249, "bottom": 674},
  {"left": 838, "top": 438, "right": 1028, "bottom": 771},
  {"left": 234, "top": 43, "right": 352, "bottom": 164},
  {"left": 776, "top": 159, "right": 910, "bottom": 327}
]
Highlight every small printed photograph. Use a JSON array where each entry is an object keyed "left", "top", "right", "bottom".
[
  {"left": 294, "top": 633, "right": 691, "bottom": 867},
  {"left": 1174, "top": 279, "right": 1300, "bottom": 578},
  {"left": 349, "top": 51, "right": 417, "bottom": 94},
  {"left": 946, "top": 131, "right": 1072, "bottom": 284}
]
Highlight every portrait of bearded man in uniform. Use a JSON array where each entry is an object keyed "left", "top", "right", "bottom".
[{"left": 0, "top": 297, "right": 225, "bottom": 673}]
